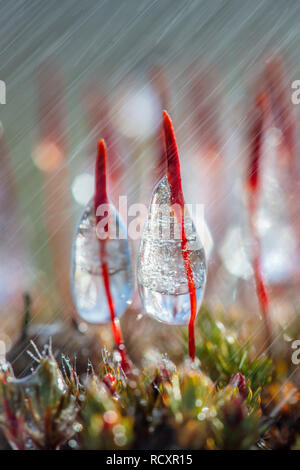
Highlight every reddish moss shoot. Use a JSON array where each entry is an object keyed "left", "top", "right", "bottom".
[
  {"left": 162, "top": 111, "right": 197, "bottom": 361},
  {"left": 247, "top": 95, "right": 273, "bottom": 352},
  {"left": 149, "top": 66, "right": 169, "bottom": 180},
  {"left": 84, "top": 86, "right": 121, "bottom": 195},
  {"left": 265, "top": 60, "right": 300, "bottom": 286},
  {"left": 94, "top": 140, "right": 130, "bottom": 373},
  {"left": 265, "top": 59, "right": 295, "bottom": 169}
]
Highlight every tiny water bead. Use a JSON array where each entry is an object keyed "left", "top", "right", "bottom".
[
  {"left": 71, "top": 201, "right": 134, "bottom": 324},
  {"left": 137, "top": 176, "right": 206, "bottom": 325}
]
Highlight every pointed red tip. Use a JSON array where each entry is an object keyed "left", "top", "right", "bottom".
[
  {"left": 162, "top": 110, "right": 172, "bottom": 129},
  {"left": 162, "top": 111, "right": 172, "bottom": 148},
  {"left": 247, "top": 96, "right": 264, "bottom": 195},
  {"left": 162, "top": 110, "right": 184, "bottom": 207},
  {"left": 162, "top": 110, "right": 179, "bottom": 168},
  {"left": 96, "top": 139, "right": 107, "bottom": 182},
  {"left": 95, "top": 139, "right": 108, "bottom": 210},
  {"left": 256, "top": 92, "right": 268, "bottom": 113},
  {"left": 98, "top": 139, "right": 106, "bottom": 156}
]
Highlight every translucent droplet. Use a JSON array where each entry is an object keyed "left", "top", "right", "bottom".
[
  {"left": 71, "top": 200, "right": 134, "bottom": 324},
  {"left": 137, "top": 176, "right": 207, "bottom": 325}
]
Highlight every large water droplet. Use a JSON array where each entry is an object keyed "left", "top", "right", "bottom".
[
  {"left": 71, "top": 200, "right": 134, "bottom": 324},
  {"left": 137, "top": 176, "right": 207, "bottom": 325}
]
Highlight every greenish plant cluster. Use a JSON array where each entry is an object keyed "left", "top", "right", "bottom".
[{"left": 0, "top": 307, "right": 277, "bottom": 450}]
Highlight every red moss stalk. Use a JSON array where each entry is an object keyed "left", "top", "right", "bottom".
[
  {"left": 265, "top": 58, "right": 300, "bottom": 285},
  {"left": 94, "top": 140, "right": 130, "bottom": 373},
  {"left": 247, "top": 94, "right": 273, "bottom": 353},
  {"left": 149, "top": 66, "right": 169, "bottom": 180},
  {"left": 163, "top": 111, "right": 197, "bottom": 361},
  {"left": 83, "top": 84, "right": 121, "bottom": 202},
  {"left": 265, "top": 59, "right": 295, "bottom": 170}
]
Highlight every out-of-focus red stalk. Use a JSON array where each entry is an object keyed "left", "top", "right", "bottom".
[
  {"left": 36, "top": 61, "right": 74, "bottom": 319},
  {"left": 265, "top": 59, "right": 296, "bottom": 170},
  {"left": 149, "top": 66, "right": 169, "bottom": 181},
  {"left": 0, "top": 134, "right": 24, "bottom": 287},
  {"left": 82, "top": 84, "right": 122, "bottom": 204},
  {"left": 189, "top": 66, "right": 226, "bottom": 236},
  {"left": 163, "top": 111, "right": 197, "bottom": 361},
  {"left": 265, "top": 58, "right": 300, "bottom": 284},
  {"left": 247, "top": 93, "right": 273, "bottom": 352},
  {"left": 190, "top": 65, "right": 221, "bottom": 158},
  {"left": 0, "top": 135, "right": 17, "bottom": 219},
  {"left": 94, "top": 140, "right": 130, "bottom": 374}
]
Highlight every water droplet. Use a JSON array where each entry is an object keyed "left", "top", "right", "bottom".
[
  {"left": 137, "top": 176, "right": 207, "bottom": 325},
  {"left": 114, "top": 434, "right": 127, "bottom": 446},
  {"left": 103, "top": 410, "right": 118, "bottom": 424},
  {"left": 68, "top": 439, "right": 78, "bottom": 449},
  {"left": 71, "top": 200, "right": 134, "bottom": 324},
  {"left": 78, "top": 322, "right": 88, "bottom": 334},
  {"left": 73, "top": 422, "right": 83, "bottom": 433}
]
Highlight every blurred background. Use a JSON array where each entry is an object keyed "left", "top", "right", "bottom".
[{"left": 1, "top": 0, "right": 300, "bottom": 370}]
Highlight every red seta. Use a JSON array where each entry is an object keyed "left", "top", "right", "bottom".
[
  {"left": 265, "top": 59, "right": 295, "bottom": 169},
  {"left": 94, "top": 140, "right": 131, "bottom": 373},
  {"left": 162, "top": 111, "right": 197, "bottom": 361},
  {"left": 247, "top": 95, "right": 272, "bottom": 351}
]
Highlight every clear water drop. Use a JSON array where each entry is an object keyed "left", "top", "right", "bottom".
[
  {"left": 137, "top": 176, "right": 207, "bottom": 325},
  {"left": 71, "top": 200, "right": 134, "bottom": 324}
]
